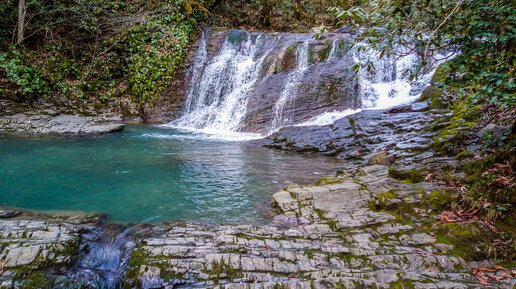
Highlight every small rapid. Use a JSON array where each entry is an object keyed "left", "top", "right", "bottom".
[{"left": 57, "top": 225, "right": 136, "bottom": 289}]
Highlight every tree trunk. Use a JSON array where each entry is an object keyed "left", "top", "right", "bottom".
[{"left": 17, "top": 0, "right": 26, "bottom": 45}]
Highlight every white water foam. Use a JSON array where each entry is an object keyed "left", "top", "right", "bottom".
[
  {"left": 295, "top": 108, "right": 363, "bottom": 127},
  {"left": 143, "top": 128, "right": 262, "bottom": 142},
  {"left": 296, "top": 43, "right": 449, "bottom": 128},
  {"left": 352, "top": 43, "right": 446, "bottom": 110},
  {"left": 163, "top": 31, "right": 270, "bottom": 141}
]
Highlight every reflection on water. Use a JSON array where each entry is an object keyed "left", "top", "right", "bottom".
[{"left": 0, "top": 125, "right": 343, "bottom": 224}]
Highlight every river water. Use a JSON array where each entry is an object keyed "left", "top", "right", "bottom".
[{"left": 0, "top": 125, "right": 343, "bottom": 224}]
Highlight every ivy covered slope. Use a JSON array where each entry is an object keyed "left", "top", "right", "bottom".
[{"left": 0, "top": 0, "right": 208, "bottom": 118}]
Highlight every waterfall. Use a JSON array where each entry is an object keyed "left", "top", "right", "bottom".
[
  {"left": 271, "top": 40, "right": 310, "bottom": 131},
  {"left": 183, "top": 32, "right": 208, "bottom": 112},
  {"left": 165, "top": 31, "right": 269, "bottom": 139},
  {"left": 165, "top": 28, "right": 445, "bottom": 138},
  {"left": 352, "top": 43, "right": 432, "bottom": 110},
  {"left": 327, "top": 38, "right": 339, "bottom": 60}
]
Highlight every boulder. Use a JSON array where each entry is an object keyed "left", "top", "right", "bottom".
[
  {"left": 367, "top": 151, "right": 395, "bottom": 166},
  {"left": 477, "top": 123, "right": 512, "bottom": 139}
]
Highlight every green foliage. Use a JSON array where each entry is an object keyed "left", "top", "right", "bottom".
[
  {"left": 0, "top": 49, "right": 49, "bottom": 98},
  {"left": 207, "top": 0, "right": 339, "bottom": 32},
  {"left": 331, "top": 0, "right": 516, "bottom": 108},
  {"left": 122, "top": 18, "right": 193, "bottom": 109},
  {"left": 0, "top": 0, "right": 202, "bottom": 115}
]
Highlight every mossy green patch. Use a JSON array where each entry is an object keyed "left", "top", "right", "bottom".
[
  {"left": 203, "top": 259, "right": 243, "bottom": 284},
  {"left": 12, "top": 270, "right": 54, "bottom": 289},
  {"left": 388, "top": 167, "right": 428, "bottom": 183},
  {"left": 315, "top": 176, "right": 344, "bottom": 186},
  {"left": 377, "top": 191, "right": 398, "bottom": 208},
  {"left": 428, "top": 190, "right": 456, "bottom": 209},
  {"left": 419, "top": 86, "right": 445, "bottom": 109},
  {"left": 434, "top": 222, "right": 495, "bottom": 261}
]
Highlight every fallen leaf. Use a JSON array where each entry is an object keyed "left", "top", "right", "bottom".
[
  {"left": 484, "top": 221, "right": 499, "bottom": 233},
  {"left": 478, "top": 267, "right": 498, "bottom": 272}
]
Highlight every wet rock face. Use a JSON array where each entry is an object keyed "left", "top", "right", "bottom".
[
  {"left": 169, "top": 27, "right": 362, "bottom": 132},
  {"left": 241, "top": 56, "right": 361, "bottom": 133},
  {"left": 262, "top": 108, "right": 440, "bottom": 164}
]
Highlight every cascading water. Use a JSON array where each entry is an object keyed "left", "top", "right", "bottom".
[
  {"left": 58, "top": 226, "right": 136, "bottom": 289},
  {"left": 183, "top": 32, "right": 208, "bottom": 113},
  {"left": 166, "top": 28, "right": 446, "bottom": 136},
  {"left": 351, "top": 43, "right": 435, "bottom": 110},
  {"left": 164, "top": 30, "right": 269, "bottom": 139},
  {"left": 271, "top": 40, "right": 310, "bottom": 131}
]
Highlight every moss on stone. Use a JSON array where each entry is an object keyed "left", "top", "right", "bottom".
[
  {"left": 388, "top": 167, "right": 428, "bottom": 183},
  {"left": 204, "top": 259, "right": 243, "bottom": 283},
  {"left": 389, "top": 279, "right": 415, "bottom": 289},
  {"left": 377, "top": 191, "right": 398, "bottom": 207},
  {"left": 124, "top": 247, "right": 150, "bottom": 287},
  {"left": 430, "top": 63, "right": 447, "bottom": 85},
  {"left": 12, "top": 270, "right": 54, "bottom": 289},
  {"left": 316, "top": 42, "right": 333, "bottom": 63},
  {"left": 455, "top": 150, "right": 475, "bottom": 160},
  {"left": 276, "top": 45, "right": 297, "bottom": 73},
  {"left": 434, "top": 222, "right": 495, "bottom": 261},
  {"left": 419, "top": 86, "right": 444, "bottom": 109},
  {"left": 315, "top": 176, "right": 344, "bottom": 186},
  {"left": 428, "top": 190, "right": 455, "bottom": 209}
]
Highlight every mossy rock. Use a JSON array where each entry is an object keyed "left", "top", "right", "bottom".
[
  {"left": 434, "top": 221, "right": 496, "bottom": 261},
  {"left": 428, "top": 190, "right": 457, "bottom": 209},
  {"left": 388, "top": 167, "right": 428, "bottom": 183},
  {"left": 432, "top": 138, "right": 460, "bottom": 155},
  {"left": 14, "top": 271, "right": 54, "bottom": 289},
  {"left": 455, "top": 150, "right": 476, "bottom": 160},
  {"left": 316, "top": 176, "right": 344, "bottom": 186},
  {"left": 276, "top": 45, "right": 298, "bottom": 73},
  {"left": 430, "top": 63, "right": 447, "bottom": 85},
  {"left": 377, "top": 190, "right": 399, "bottom": 207},
  {"left": 419, "top": 86, "right": 445, "bottom": 109}
]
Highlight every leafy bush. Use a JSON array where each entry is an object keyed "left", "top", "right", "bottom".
[
  {"left": 331, "top": 0, "right": 515, "bottom": 108},
  {"left": 0, "top": 49, "right": 49, "bottom": 98},
  {"left": 0, "top": 0, "right": 205, "bottom": 114}
]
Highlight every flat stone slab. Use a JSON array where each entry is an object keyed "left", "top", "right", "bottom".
[{"left": 0, "top": 113, "right": 124, "bottom": 135}]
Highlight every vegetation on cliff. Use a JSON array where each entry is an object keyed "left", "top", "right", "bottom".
[{"left": 0, "top": 0, "right": 208, "bottom": 117}]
